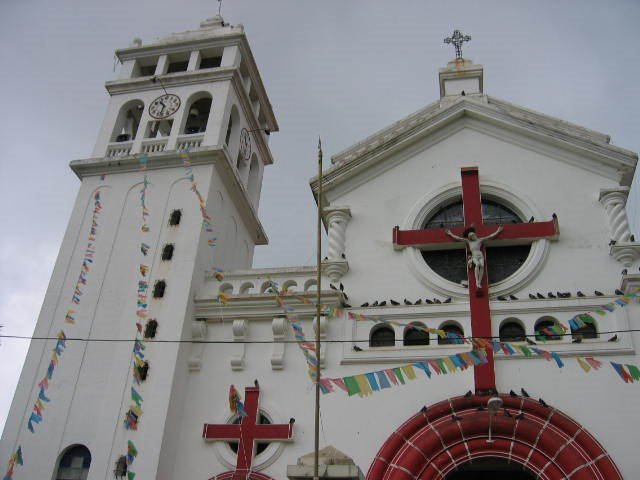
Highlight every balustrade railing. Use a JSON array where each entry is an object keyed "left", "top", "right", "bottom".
[
  {"left": 105, "top": 141, "right": 133, "bottom": 158},
  {"left": 176, "top": 133, "right": 205, "bottom": 151}
]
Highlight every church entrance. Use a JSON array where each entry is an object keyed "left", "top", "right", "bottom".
[
  {"left": 446, "top": 458, "right": 536, "bottom": 480},
  {"left": 367, "top": 394, "right": 622, "bottom": 480}
]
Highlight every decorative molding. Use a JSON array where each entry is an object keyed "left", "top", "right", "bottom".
[
  {"left": 231, "top": 319, "right": 247, "bottom": 370},
  {"left": 188, "top": 321, "right": 208, "bottom": 371},
  {"left": 322, "top": 260, "right": 349, "bottom": 284},
  {"left": 271, "top": 317, "right": 288, "bottom": 370},
  {"left": 621, "top": 273, "right": 640, "bottom": 293},
  {"left": 313, "top": 97, "right": 637, "bottom": 196},
  {"left": 610, "top": 243, "right": 640, "bottom": 266}
]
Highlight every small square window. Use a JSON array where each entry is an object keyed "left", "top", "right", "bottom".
[
  {"left": 161, "top": 244, "right": 174, "bottom": 261},
  {"left": 144, "top": 319, "right": 158, "bottom": 339},
  {"left": 169, "top": 210, "right": 182, "bottom": 226},
  {"left": 153, "top": 280, "right": 166, "bottom": 298}
]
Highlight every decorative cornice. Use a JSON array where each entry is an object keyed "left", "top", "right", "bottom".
[
  {"left": 69, "top": 146, "right": 268, "bottom": 245},
  {"left": 311, "top": 96, "right": 637, "bottom": 196}
]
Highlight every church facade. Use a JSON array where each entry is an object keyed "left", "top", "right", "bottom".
[{"left": 2, "top": 16, "right": 640, "bottom": 480}]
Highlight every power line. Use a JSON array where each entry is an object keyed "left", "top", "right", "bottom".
[{"left": 0, "top": 329, "right": 637, "bottom": 344}]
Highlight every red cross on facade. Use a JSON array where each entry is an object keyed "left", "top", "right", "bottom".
[
  {"left": 393, "top": 167, "right": 559, "bottom": 394},
  {"left": 203, "top": 386, "right": 294, "bottom": 480}
]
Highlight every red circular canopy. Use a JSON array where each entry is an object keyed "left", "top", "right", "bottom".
[{"left": 367, "top": 393, "right": 621, "bottom": 480}]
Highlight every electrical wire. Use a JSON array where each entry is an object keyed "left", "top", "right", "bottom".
[{"left": 0, "top": 329, "right": 638, "bottom": 344}]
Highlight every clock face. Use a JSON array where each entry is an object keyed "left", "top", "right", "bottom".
[
  {"left": 239, "top": 128, "right": 252, "bottom": 161},
  {"left": 148, "top": 94, "right": 181, "bottom": 119}
]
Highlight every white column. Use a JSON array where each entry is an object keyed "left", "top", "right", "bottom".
[
  {"left": 599, "top": 188, "right": 632, "bottom": 243},
  {"left": 187, "top": 50, "right": 201, "bottom": 71},
  {"left": 324, "top": 207, "right": 351, "bottom": 260}
]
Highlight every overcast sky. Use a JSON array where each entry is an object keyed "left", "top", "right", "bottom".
[{"left": 1, "top": 0, "right": 639, "bottom": 433}]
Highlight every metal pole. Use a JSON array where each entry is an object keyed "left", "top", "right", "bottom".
[{"left": 314, "top": 138, "right": 323, "bottom": 480}]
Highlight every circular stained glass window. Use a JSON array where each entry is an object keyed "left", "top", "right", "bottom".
[
  {"left": 229, "top": 412, "right": 271, "bottom": 455},
  {"left": 421, "top": 199, "right": 531, "bottom": 284}
]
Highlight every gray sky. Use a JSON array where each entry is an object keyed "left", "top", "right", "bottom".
[{"left": 1, "top": 0, "right": 639, "bottom": 433}]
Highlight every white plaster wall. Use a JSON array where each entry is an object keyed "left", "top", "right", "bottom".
[
  {"left": 161, "top": 122, "right": 640, "bottom": 479},
  {"left": 330, "top": 126, "right": 629, "bottom": 304}
]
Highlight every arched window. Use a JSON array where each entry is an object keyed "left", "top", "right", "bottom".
[
  {"left": 403, "top": 322, "right": 430, "bottom": 346},
  {"left": 110, "top": 100, "right": 144, "bottom": 142},
  {"left": 438, "top": 323, "right": 464, "bottom": 345},
  {"left": 247, "top": 154, "right": 261, "bottom": 203},
  {"left": 535, "top": 317, "right": 561, "bottom": 341},
  {"left": 370, "top": 324, "right": 395, "bottom": 347},
  {"left": 55, "top": 445, "right": 91, "bottom": 480},
  {"left": 225, "top": 105, "right": 240, "bottom": 146},
  {"left": 183, "top": 94, "right": 212, "bottom": 134},
  {"left": 499, "top": 319, "right": 526, "bottom": 342},
  {"left": 571, "top": 319, "right": 598, "bottom": 340},
  {"left": 421, "top": 199, "right": 530, "bottom": 284}
]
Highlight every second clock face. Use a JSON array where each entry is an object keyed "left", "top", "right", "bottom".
[{"left": 148, "top": 94, "right": 181, "bottom": 119}]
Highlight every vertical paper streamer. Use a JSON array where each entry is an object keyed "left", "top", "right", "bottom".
[{"left": 180, "top": 151, "right": 224, "bottom": 281}]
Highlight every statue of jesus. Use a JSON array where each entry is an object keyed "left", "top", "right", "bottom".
[{"left": 445, "top": 225, "right": 503, "bottom": 289}]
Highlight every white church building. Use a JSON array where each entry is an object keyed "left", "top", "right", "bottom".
[{"left": 2, "top": 15, "right": 640, "bottom": 480}]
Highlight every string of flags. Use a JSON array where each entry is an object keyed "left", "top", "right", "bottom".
[
  {"left": 3, "top": 188, "right": 109, "bottom": 476},
  {"left": 2, "top": 447, "right": 23, "bottom": 480},
  {"left": 27, "top": 331, "right": 68, "bottom": 432},
  {"left": 229, "top": 385, "right": 248, "bottom": 417},
  {"left": 180, "top": 151, "right": 224, "bottom": 281},
  {"left": 269, "top": 284, "right": 640, "bottom": 396},
  {"left": 269, "top": 282, "right": 320, "bottom": 383},
  {"left": 122, "top": 154, "right": 155, "bottom": 480},
  {"left": 139, "top": 154, "right": 150, "bottom": 233},
  {"left": 65, "top": 190, "right": 103, "bottom": 325},
  {"left": 319, "top": 352, "right": 488, "bottom": 397}
]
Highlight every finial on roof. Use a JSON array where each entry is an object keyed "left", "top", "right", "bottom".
[
  {"left": 200, "top": 14, "right": 225, "bottom": 29},
  {"left": 444, "top": 29, "right": 471, "bottom": 59}
]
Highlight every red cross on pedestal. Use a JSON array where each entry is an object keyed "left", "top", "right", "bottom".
[
  {"left": 393, "top": 167, "right": 559, "bottom": 394},
  {"left": 203, "top": 386, "right": 294, "bottom": 480}
]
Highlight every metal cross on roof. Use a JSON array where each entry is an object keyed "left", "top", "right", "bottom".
[{"left": 444, "top": 29, "right": 471, "bottom": 59}]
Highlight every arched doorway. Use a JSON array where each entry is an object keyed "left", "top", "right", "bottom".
[
  {"left": 367, "top": 394, "right": 621, "bottom": 480},
  {"left": 447, "top": 458, "right": 536, "bottom": 479}
]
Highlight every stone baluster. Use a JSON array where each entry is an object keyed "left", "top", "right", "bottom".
[
  {"left": 599, "top": 187, "right": 640, "bottom": 266},
  {"left": 324, "top": 207, "right": 351, "bottom": 260},
  {"left": 599, "top": 187, "right": 632, "bottom": 243}
]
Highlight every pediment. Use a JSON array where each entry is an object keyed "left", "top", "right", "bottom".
[{"left": 311, "top": 96, "right": 637, "bottom": 196}]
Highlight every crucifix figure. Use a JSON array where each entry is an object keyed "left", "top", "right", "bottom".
[
  {"left": 445, "top": 225, "right": 503, "bottom": 291},
  {"left": 393, "top": 167, "right": 559, "bottom": 394},
  {"left": 203, "top": 386, "right": 294, "bottom": 480}
]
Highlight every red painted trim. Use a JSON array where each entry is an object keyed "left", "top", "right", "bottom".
[
  {"left": 210, "top": 471, "right": 274, "bottom": 480},
  {"left": 367, "top": 394, "right": 622, "bottom": 480}
]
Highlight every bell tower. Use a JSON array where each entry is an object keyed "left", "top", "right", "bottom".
[{"left": 0, "top": 15, "right": 277, "bottom": 479}]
